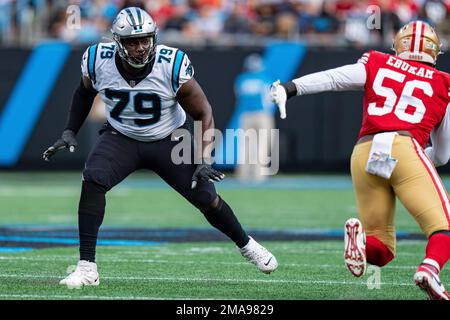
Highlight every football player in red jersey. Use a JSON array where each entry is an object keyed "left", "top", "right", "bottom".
[{"left": 270, "top": 21, "right": 450, "bottom": 300}]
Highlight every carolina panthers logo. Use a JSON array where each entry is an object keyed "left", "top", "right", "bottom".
[{"left": 185, "top": 63, "right": 193, "bottom": 77}]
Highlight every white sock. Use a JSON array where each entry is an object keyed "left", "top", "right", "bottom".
[{"left": 423, "top": 258, "right": 440, "bottom": 272}]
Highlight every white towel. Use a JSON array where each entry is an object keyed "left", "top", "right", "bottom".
[{"left": 365, "top": 132, "right": 398, "bottom": 179}]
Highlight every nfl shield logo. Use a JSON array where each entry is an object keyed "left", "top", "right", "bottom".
[{"left": 129, "top": 80, "right": 136, "bottom": 87}]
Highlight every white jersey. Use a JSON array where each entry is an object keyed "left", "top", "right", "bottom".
[{"left": 81, "top": 42, "right": 194, "bottom": 141}]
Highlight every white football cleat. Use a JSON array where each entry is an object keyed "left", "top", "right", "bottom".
[
  {"left": 414, "top": 263, "right": 450, "bottom": 300},
  {"left": 239, "top": 236, "right": 278, "bottom": 274},
  {"left": 59, "top": 260, "right": 100, "bottom": 289},
  {"left": 344, "top": 218, "right": 367, "bottom": 277}
]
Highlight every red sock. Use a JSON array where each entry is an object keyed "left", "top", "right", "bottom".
[
  {"left": 425, "top": 233, "right": 450, "bottom": 271},
  {"left": 366, "top": 235, "right": 394, "bottom": 267}
]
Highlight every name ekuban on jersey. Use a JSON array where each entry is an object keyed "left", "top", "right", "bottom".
[{"left": 81, "top": 43, "right": 194, "bottom": 141}]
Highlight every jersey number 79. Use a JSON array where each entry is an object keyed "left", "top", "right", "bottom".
[{"left": 105, "top": 89, "right": 162, "bottom": 126}]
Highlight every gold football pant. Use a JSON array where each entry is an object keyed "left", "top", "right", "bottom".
[{"left": 351, "top": 136, "right": 450, "bottom": 256}]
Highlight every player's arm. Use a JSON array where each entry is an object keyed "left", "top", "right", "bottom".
[
  {"left": 43, "top": 76, "right": 97, "bottom": 161},
  {"left": 176, "top": 77, "right": 225, "bottom": 188},
  {"left": 425, "top": 105, "right": 450, "bottom": 167},
  {"left": 270, "top": 62, "right": 367, "bottom": 119},
  {"left": 64, "top": 76, "right": 97, "bottom": 134}
]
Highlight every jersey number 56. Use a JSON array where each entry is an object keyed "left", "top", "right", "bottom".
[{"left": 368, "top": 68, "right": 433, "bottom": 124}]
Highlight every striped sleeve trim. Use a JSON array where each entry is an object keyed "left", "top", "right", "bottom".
[
  {"left": 88, "top": 44, "right": 98, "bottom": 83},
  {"left": 171, "top": 49, "right": 185, "bottom": 92},
  {"left": 358, "top": 52, "right": 370, "bottom": 65}
]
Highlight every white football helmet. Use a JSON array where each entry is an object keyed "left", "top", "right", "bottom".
[{"left": 111, "top": 7, "right": 158, "bottom": 68}]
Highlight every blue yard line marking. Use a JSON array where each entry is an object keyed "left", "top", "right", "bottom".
[
  {"left": 0, "top": 228, "right": 424, "bottom": 241},
  {"left": 0, "top": 247, "right": 33, "bottom": 252},
  {"left": 97, "top": 239, "right": 163, "bottom": 246},
  {"left": 0, "top": 42, "right": 70, "bottom": 166},
  {"left": 0, "top": 236, "right": 164, "bottom": 246},
  {"left": 12, "top": 231, "right": 190, "bottom": 237}
]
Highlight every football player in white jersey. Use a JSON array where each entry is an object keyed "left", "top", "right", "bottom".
[{"left": 43, "top": 7, "right": 277, "bottom": 288}]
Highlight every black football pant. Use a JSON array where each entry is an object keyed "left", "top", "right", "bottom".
[{"left": 78, "top": 123, "right": 249, "bottom": 262}]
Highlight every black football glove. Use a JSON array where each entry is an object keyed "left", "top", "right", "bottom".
[
  {"left": 43, "top": 129, "right": 77, "bottom": 161},
  {"left": 191, "top": 163, "right": 225, "bottom": 189}
]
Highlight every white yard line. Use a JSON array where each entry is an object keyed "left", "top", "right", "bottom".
[
  {"left": 0, "top": 273, "right": 415, "bottom": 286},
  {"left": 0, "top": 293, "right": 203, "bottom": 300},
  {"left": 0, "top": 255, "right": 418, "bottom": 269}
]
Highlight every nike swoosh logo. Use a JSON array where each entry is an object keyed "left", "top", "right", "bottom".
[
  {"left": 432, "top": 274, "right": 443, "bottom": 286},
  {"left": 422, "top": 265, "right": 443, "bottom": 286},
  {"left": 264, "top": 257, "right": 273, "bottom": 266}
]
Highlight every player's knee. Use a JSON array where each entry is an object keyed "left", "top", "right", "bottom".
[
  {"left": 191, "top": 191, "right": 219, "bottom": 212},
  {"left": 82, "top": 168, "right": 113, "bottom": 191},
  {"left": 79, "top": 180, "right": 107, "bottom": 217}
]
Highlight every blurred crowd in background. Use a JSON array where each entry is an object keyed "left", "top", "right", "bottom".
[{"left": 1, "top": 0, "right": 450, "bottom": 48}]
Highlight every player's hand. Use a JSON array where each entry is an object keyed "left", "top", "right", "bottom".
[
  {"left": 270, "top": 80, "right": 287, "bottom": 119},
  {"left": 191, "top": 163, "right": 225, "bottom": 189},
  {"left": 43, "top": 130, "right": 77, "bottom": 161}
]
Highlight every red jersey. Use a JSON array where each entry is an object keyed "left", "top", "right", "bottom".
[{"left": 358, "top": 50, "right": 450, "bottom": 147}]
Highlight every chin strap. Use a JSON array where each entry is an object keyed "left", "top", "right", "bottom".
[
  {"left": 127, "top": 59, "right": 147, "bottom": 69},
  {"left": 114, "top": 35, "right": 153, "bottom": 69}
]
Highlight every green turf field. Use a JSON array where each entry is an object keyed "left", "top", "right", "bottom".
[{"left": 0, "top": 172, "right": 444, "bottom": 300}]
